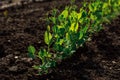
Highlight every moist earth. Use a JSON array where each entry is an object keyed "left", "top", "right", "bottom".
[{"left": 0, "top": 0, "right": 120, "bottom": 80}]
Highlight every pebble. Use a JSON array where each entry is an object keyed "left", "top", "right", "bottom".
[
  {"left": 112, "top": 61, "right": 116, "bottom": 64},
  {"left": 7, "top": 40, "right": 11, "bottom": 42},
  {"left": 21, "top": 57, "right": 33, "bottom": 62},
  {"left": 9, "top": 66, "right": 18, "bottom": 72},
  {"left": 14, "top": 56, "right": 18, "bottom": 59}
]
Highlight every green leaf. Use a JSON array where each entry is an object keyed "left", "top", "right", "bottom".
[
  {"left": 50, "top": 60, "right": 56, "bottom": 67},
  {"left": 59, "top": 39, "right": 64, "bottom": 45},
  {"left": 52, "top": 25, "right": 58, "bottom": 33},
  {"left": 51, "top": 17, "right": 56, "bottom": 24},
  {"left": 78, "top": 12, "right": 82, "bottom": 20},
  {"left": 38, "top": 49, "right": 52, "bottom": 58},
  {"left": 102, "top": 3, "right": 108, "bottom": 9},
  {"left": 54, "top": 44, "right": 64, "bottom": 52},
  {"left": 83, "top": 26, "right": 88, "bottom": 33},
  {"left": 69, "top": 22, "right": 75, "bottom": 31},
  {"left": 66, "top": 33, "right": 70, "bottom": 40},
  {"left": 56, "top": 39, "right": 64, "bottom": 45},
  {"left": 58, "top": 25, "right": 63, "bottom": 29},
  {"left": 47, "top": 25, "right": 50, "bottom": 32},
  {"left": 90, "top": 14, "right": 97, "bottom": 20},
  {"left": 47, "top": 53, "right": 52, "bottom": 58},
  {"left": 45, "top": 62, "right": 51, "bottom": 68},
  {"left": 82, "top": 11, "right": 87, "bottom": 18},
  {"left": 75, "top": 22, "right": 79, "bottom": 32},
  {"left": 38, "top": 49, "right": 46, "bottom": 59},
  {"left": 102, "top": 17, "right": 111, "bottom": 23},
  {"left": 79, "top": 18, "right": 84, "bottom": 23},
  {"left": 70, "top": 11, "right": 78, "bottom": 19},
  {"left": 44, "top": 31, "right": 52, "bottom": 45},
  {"left": 79, "top": 31, "right": 83, "bottom": 39},
  {"left": 28, "top": 45, "right": 36, "bottom": 59},
  {"left": 78, "top": 39, "right": 85, "bottom": 46},
  {"left": 59, "top": 28, "right": 65, "bottom": 36},
  {"left": 89, "top": 4, "right": 94, "bottom": 12},
  {"left": 61, "top": 9, "right": 68, "bottom": 18},
  {"left": 62, "top": 48, "right": 71, "bottom": 57}
]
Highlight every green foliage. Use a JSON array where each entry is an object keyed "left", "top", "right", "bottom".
[{"left": 28, "top": 0, "right": 120, "bottom": 75}]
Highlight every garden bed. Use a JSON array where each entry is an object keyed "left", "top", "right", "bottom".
[{"left": 0, "top": 0, "right": 120, "bottom": 80}]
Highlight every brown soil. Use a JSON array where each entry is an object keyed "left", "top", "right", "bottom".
[{"left": 0, "top": 0, "right": 120, "bottom": 80}]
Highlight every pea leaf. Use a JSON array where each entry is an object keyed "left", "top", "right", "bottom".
[
  {"left": 75, "top": 22, "right": 79, "bottom": 32},
  {"left": 83, "top": 26, "right": 88, "bottom": 33},
  {"left": 69, "top": 22, "right": 75, "bottom": 31},
  {"left": 78, "top": 12, "right": 82, "bottom": 20},
  {"left": 50, "top": 17, "right": 56, "bottom": 24},
  {"left": 54, "top": 44, "right": 64, "bottom": 52},
  {"left": 102, "top": 3, "right": 108, "bottom": 9},
  {"left": 79, "top": 31, "right": 83, "bottom": 39},
  {"left": 44, "top": 31, "right": 52, "bottom": 45},
  {"left": 66, "top": 33, "right": 70, "bottom": 40},
  {"left": 61, "top": 9, "right": 68, "bottom": 18},
  {"left": 47, "top": 25, "right": 50, "bottom": 32},
  {"left": 38, "top": 49, "right": 48, "bottom": 59},
  {"left": 28, "top": 45, "right": 36, "bottom": 59},
  {"left": 52, "top": 25, "right": 58, "bottom": 33},
  {"left": 89, "top": 4, "right": 94, "bottom": 12},
  {"left": 90, "top": 14, "right": 97, "bottom": 20},
  {"left": 56, "top": 39, "right": 64, "bottom": 45}
]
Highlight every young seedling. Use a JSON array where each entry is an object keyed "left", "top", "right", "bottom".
[{"left": 28, "top": 0, "right": 120, "bottom": 75}]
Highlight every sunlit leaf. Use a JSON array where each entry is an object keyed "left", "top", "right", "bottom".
[
  {"left": 66, "top": 33, "right": 70, "bottom": 40},
  {"left": 78, "top": 12, "right": 82, "bottom": 20},
  {"left": 59, "top": 39, "right": 64, "bottom": 45},
  {"left": 102, "top": 3, "right": 108, "bottom": 9},
  {"left": 44, "top": 31, "right": 52, "bottom": 45},
  {"left": 69, "top": 22, "right": 75, "bottom": 31},
  {"left": 58, "top": 25, "right": 63, "bottom": 29},
  {"left": 89, "top": 4, "right": 94, "bottom": 12},
  {"left": 75, "top": 22, "right": 79, "bottom": 32},
  {"left": 61, "top": 9, "right": 68, "bottom": 18}
]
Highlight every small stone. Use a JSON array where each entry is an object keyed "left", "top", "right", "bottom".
[
  {"left": 6, "top": 54, "right": 13, "bottom": 58},
  {"left": 102, "top": 60, "right": 106, "bottom": 62},
  {"left": 8, "top": 40, "right": 11, "bottom": 42},
  {"left": 38, "top": 41, "right": 41, "bottom": 44},
  {"left": 109, "top": 67, "right": 112, "bottom": 70},
  {"left": 21, "top": 57, "right": 33, "bottom": 62},
  {"left": 9, "top": 66, "right": 18, "bottom": 72},
  {"left": 112, "top": 61, "right": 116, "bottom": 64},
  {"left": 14, "top": 56, "right": 18, "bottom": 59},
  {"left": 14, "top": 51, "right": 20, "bottom": 55}
]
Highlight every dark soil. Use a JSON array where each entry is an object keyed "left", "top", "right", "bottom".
[{"left": 0, "top": 0, "right": 120, "bottom": 80}]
